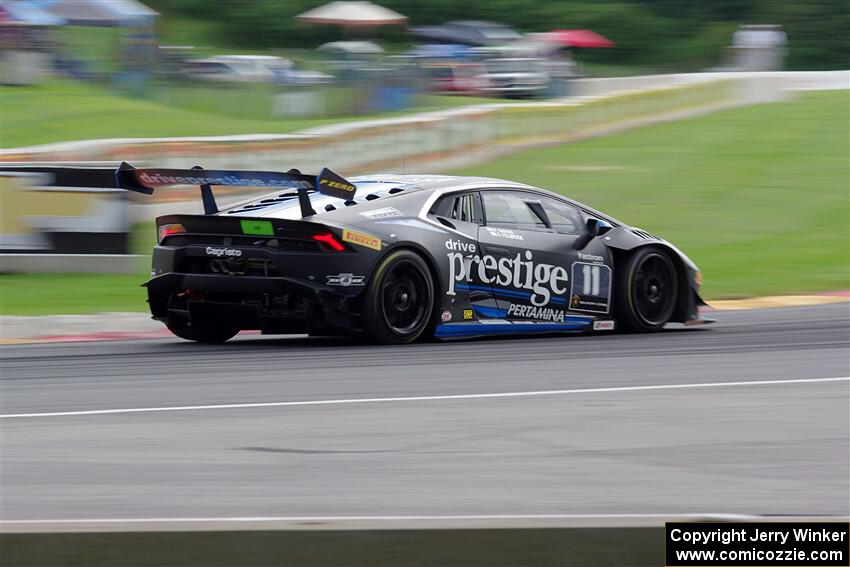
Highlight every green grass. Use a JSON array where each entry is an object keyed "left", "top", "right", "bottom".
[
  {"left": 0, "top": 79, "right": 505, "bottom": 148},
  {"left": 450, "top": 90, "right": 850, "bottom": 299},
  {"left": 0, "top": 274, "right": 149, "bottom": 316},
  {"left": 1, "top": 91, "right": 847, "bottom": 315}
]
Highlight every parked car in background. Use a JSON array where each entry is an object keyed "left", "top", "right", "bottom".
[
  {"left": 423, "top": 61, "right": 489, "bottom": 94},
  {"left": 274, "top": 67, "right": 333, "bottom": 86},
  {"left": 410, "top": 20, "right": 522, "bottom": 46},
  {"left": 183, "top": 55, "right": 332, "bottom": 85},
  {"left": 481, "top": 57, "right": 549, "bottom": 98}
]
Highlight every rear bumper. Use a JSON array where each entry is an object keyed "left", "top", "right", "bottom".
[
  {"left": 146, "top": 272, "right": 362, "bottom": 335},
  {"left": 148, "top": 272, "right": 313, "bottom": 296}
]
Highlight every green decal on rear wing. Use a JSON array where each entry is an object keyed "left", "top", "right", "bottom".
[{"left": 0, "top": 162, "right": 357, "bottom": 218}]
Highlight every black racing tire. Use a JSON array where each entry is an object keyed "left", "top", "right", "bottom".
[
  {"left": 615, "top": 247, "right": 679, "bottom": 332},
  {"left": 166, "top": 320, "right": 239, "bottom": 343},
  {"left": 362, "top": 249, "right": 436, "bottom": 344}
]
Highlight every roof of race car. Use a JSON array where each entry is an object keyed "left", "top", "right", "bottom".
[
  {"left": 350, "top": 173, "right": 532, "bottom": 188},
  {"left": 222, "top": 173, "right": 534, "bottom": 219}
]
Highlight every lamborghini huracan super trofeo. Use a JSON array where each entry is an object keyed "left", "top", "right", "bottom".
[{"left": 1, "top": 163, "right": 711, "bottom": 343}]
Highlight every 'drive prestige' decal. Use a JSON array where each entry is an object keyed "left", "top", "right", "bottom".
[{"left": 445, "top": 239, "right": 569, "bottom": 307}]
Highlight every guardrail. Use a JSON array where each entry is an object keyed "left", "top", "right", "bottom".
[
  {"left": 0, "top": 74, "right": 785, "bottom": 176},
  {"left": 0, "top": 173, "right": 142, "bottom": 274},
  {"left": 3, "top": 71, "right": 845, "bottom": 170}
]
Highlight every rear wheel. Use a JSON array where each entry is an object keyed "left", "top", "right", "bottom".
[
  {"left": 166, "top": 320, "right": 239, "bottom": 343},
  {"left": 362, "top": 250, "right": 435, "bottom": 344},
  {"left": 163, "top": 294, "right": 240, "bottom": 343},
  {"left": 616, "top": 247, "right": 678, "bottom": 332}
]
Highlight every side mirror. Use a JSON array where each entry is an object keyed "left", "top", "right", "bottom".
[{"left": 573, "top": 218, "right": 600, "bottom": 250}]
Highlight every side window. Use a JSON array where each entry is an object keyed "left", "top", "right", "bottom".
[
  {"left": 450, "top": 193, "right": 476, "bottom": 223},
  {"left": 481, "top": 191, "right": 549, "bottom": 231},
  {"left": 538, "top": 196, "right": 584, "bottom": 235},
  {"left": 431, "top": 192, "right": 482, "bottom": 224}
]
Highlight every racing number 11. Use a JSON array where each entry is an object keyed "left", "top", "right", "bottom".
[{"left": 581, "top": 264, "right": 601, "bottom": 296}]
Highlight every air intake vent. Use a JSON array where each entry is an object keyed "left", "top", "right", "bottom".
[
  {"left": 630, "top": 229, "right": 656, "bottom": 240},
  {"left": 227, "top": 194, "right": 297, "bottom": 214}
]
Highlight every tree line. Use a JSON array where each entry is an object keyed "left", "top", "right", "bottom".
[{"left": 146, "top": 0, "right": 849, "bottom": 71}]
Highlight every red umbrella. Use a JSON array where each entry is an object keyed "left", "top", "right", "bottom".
[{"left": 540, "top": 29, "right": 615, "bottom": 48}]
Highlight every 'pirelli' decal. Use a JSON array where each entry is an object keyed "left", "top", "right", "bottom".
[{"left": 341, "top": 229, "right": 381, "bottom": 251}]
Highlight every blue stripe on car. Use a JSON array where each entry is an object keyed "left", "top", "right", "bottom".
[
  {"left": 434, "top": 320, "right": 589, "bottom": 338},
  {"left": 472, "top": 305, "right": 508, "bottom": 318}
]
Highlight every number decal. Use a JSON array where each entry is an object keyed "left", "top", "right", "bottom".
[
  {"left": 570, "top": 262, "right": 612, "bottom": 314},
  {"left": 581, "top": 264, "right": 601, "bottom": 296}
]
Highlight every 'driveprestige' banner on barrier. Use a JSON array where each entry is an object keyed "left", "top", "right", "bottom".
[{"left": 666, "top": 522, "right": 850, "bottom": 567}]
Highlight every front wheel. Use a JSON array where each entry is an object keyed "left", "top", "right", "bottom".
[
  {"left": 616, "top": 247, "right": 678, "bottom": 332},
  {"left": 362, "top": 250, "right": 435, "bottom": 344}
]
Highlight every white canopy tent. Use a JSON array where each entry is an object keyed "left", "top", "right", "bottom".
[{"left": 296, "top": 1, "right": 406, "bottom": 27}]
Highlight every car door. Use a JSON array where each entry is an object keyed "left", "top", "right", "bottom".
[
  {"left": 429, "top": 191, "right": 499, "bottom": 321},
  {"left": 476, "top": 189, "right": 613, "bottom": 322}
]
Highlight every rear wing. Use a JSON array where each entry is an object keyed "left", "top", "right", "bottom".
[{"left": 0, "top": 162, "right": 357, "bottom": 218}]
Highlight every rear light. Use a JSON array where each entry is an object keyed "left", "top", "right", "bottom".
[
  {"left": 311, "top": 232, "right": 345, "bottom": 252},
  {"left": 158, "top": 223, "right": 186, "bottom": 243}
]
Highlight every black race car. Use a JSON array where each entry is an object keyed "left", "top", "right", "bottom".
[{"left": 3, "top": 163, "right": 711, "bottom": 343}]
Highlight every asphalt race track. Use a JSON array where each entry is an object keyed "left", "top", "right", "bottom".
[{"left": 1, "top": 303, "right": 848, "bottom": 524}]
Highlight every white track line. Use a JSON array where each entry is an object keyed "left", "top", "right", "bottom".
[
  {"left": 0, "top": 512, "right": 850, "bottom": 526},
  {"left": 0, "top": 513, "right": 744, "bottom": 524},
  {"left": 2, "top": 376, "right": 846, "bottom": 419},
  {"left": 0, "top": 513, "right": 773, "bottom": 525}
]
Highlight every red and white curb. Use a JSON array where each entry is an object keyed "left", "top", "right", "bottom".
[
  {"left": 0, "top": 328, "right": 262, "bottom": 345},
  {"left": 1, "top": 293, "right": 847, "bottom": 345}
]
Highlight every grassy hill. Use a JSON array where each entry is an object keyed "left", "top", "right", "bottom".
[
  {"left": 1, "top": 90, "right": 847, "bottom": 314},
  {"left": 451, "top": 90, "right": 850, "bottom": 299},
  {"left": 0, "top": 79, "right": 500, "bottom": 149}
]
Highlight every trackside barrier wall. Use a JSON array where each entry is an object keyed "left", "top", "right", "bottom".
[
  {"left": 1, "top": 75, "right": 789, "bottom": 182},
  {"left": 0, "top": 173, "right": 143, "bottom": 274},
  {"left": 3, "top": 72, "right": 845, "bottom": 179}
]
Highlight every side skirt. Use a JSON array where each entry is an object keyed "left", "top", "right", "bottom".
[{"left": 434, "top": 319, "right": 592, "bottom": 340}]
